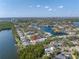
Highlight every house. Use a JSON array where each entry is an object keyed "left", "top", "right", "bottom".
[
  {"left": 22, "top": 41, "right": 30, "bottom": 46},
  {"left": 74, "top": 46, "right": 79, "bottom": 52},
  {"left": 30, "top": 39, "right": 37, "bottom": 45},
  {"left": 53, "top": 42, "right": 62, "bottom": 48},
  {"left": 36, "top": 38, "right": 47, "bottom": 43},
  {"left": 44, "top": 32, "right": 52, "bottom": 37},
  {"left": 54, "top": 53, "right": 66, "bottom": 59},
  {"left": 45, "top": 47, "right": 54, "bottom": 56},
  {"left": 30, "top": 36, "right": 47, "bottom": 44}
]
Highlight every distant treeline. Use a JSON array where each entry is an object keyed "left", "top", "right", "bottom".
[
  {"left": 0, "top": 17, "right": 79, "bottom": 22},
  {"left": 15, "top": 17, "right": 79, "bottom": 22},
  {"left": 0, "top": 22, "right": 13, "bottom": 31}
]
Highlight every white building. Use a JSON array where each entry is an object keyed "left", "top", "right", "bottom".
[{"left": 45, "top": 47, "right": 54, "bottom": 56}]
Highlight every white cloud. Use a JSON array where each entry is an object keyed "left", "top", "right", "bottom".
[
  {"left": 48, "top": 8, "right": 52, "bottom": 11},
  {"left": 58, "top": 5, "right": 64, "bottom": 8},
  {"left": 45, "top": 6, "right": 49, "bottom": 9},
  {"left": 36, "top": 5, "right": 41, "bottom": 8}
]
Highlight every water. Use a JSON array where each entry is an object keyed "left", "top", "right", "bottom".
[
  {"left": 41, "top": 26, "right": 54, "bottom": 34},
  {"left": 41, "top": 22, "right": 79, "bottom": 35},
  {"left": 73, "top": 22, "right": 79, "bottom": 27},
  {"left": 41, "top": 26, "right": 66, "bottom": 36},
  {"left": 0, "top": 30, "right": 17, "bottom": 59}
]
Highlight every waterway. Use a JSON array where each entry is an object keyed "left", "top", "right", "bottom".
[
  {"left": 0, "top": 30, "right": 17, "bottom": 59},
  {"left": 41, "top": 26, "right": 66, "bottom": 36},
  {"left": 73, "top": 22, "right": 79, "bottom": 27}
]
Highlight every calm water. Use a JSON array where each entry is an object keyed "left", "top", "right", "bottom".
[
  {"left": 0, "top": 30, "right": 17, "bottom": 59},
  {"left": 41, "top": 26, "right": 66, "bottom": 35},
  {"left": 73, "top": 22, "right": 79, "bottom": 27},
  {"left": 41, "top": 22, "right": 79, "bottom": 35},
  {"left": 41, "top": 26, "right": 54, "bottom": 34}
]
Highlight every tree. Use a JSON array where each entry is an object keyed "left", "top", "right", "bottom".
[{"left": 19, "top": 44, "right": 44, "bottom": 59}]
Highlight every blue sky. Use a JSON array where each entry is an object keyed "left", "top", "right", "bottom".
[{"left": 0, "top": 0, "right": 79, "bottom": 17}]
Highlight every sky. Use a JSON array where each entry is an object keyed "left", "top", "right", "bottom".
[{"left": 0, "top": 0, "right": 79, "bottom": 17}]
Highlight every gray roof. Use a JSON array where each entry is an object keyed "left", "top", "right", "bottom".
[{"left": 55, "top": 54, "right": 66, "bottom": 59}]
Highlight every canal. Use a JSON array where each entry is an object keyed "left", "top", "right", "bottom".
[{"left": 0, "top": 30, "right": 17, "bottom": 59}]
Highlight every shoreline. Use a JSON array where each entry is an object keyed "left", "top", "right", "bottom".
[
  {"left": 0, "top": 28, "right": 11, "bottom": 32},
  {"left": 0, "top": 21, "right": 79, "bottom": 59},
  {"left": 0, "top": 22, "right": 19, "bottom": 59}
]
